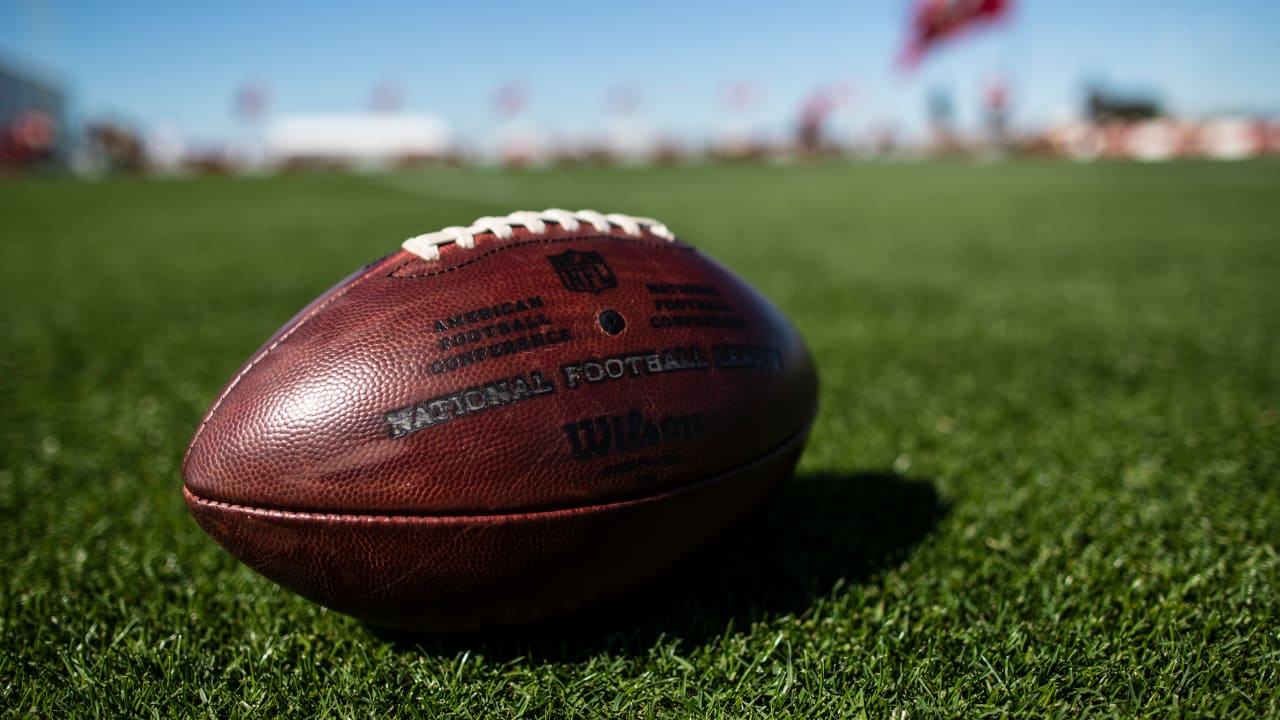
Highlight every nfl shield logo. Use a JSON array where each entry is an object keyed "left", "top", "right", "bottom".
[{"left": 547, "top": 250, "right": 617, "bottom": 293}]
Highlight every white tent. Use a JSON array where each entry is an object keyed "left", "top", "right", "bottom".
[{"left": 265, "top": 113, "right": 451, "bottom": 165}]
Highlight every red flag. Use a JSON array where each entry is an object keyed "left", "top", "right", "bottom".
[{"left": 899, "top": 0, "right": 1011, "bottom": 68}]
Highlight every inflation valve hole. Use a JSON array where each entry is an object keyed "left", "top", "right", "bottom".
[{"left": 598, "top": 309, "right": 626, "bottom": 335}]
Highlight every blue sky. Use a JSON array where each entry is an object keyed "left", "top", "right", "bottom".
[{"left": 2, "top": 0, "right": 1277, "bottom": 145}]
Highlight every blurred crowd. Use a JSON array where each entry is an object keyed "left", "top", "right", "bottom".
[{"left": 3, "top": 59, "right": 1277, "bottom": 178}]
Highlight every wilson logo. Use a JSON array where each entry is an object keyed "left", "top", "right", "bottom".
[{"left": 562, "top": 409, "right": 702, "bottom": 460}]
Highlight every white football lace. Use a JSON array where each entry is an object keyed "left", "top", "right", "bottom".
[{"left": 402, "top": 209, "right": 675, "bottom": 261}]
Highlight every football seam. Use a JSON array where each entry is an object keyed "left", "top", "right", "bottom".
[
  {"left": 387, "top": 231, "right": 689, "bottom": 279},
  {"left": 183, "top": 257, "right": 385, "bottom": 468},
  {"left": 183, "top": 417, "right": 812, "bottom": 524}
]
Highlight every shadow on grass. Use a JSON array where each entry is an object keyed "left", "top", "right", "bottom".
[{"left": 369, "top": 471, "right": 947, "bottom": 661}]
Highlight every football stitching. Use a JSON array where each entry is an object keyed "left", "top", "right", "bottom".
[
  {"left": 401, "top": 209, "right": 674, "bottom": 261},
  {"left": 387, "top": 232, "right": 688, "bottom": 279}
]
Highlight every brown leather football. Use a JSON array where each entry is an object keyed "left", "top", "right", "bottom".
[{"left": 182, "top": 209, "right": 818, "bottom": 631}]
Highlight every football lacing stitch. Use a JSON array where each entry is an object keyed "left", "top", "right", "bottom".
[{"left": 402, "top": 209, "right": 675, "bottom": 261}]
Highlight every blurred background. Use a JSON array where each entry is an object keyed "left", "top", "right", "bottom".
[
  {"left": 3, "top": 5, "right": 1278, "bottom": 713},
  {"left": 2, "top": 0, "right": 1277, "bottom": 174}
]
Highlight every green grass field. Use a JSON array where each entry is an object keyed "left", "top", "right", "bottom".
[{"left": 3, "top": 160, "right": 1278, "bottom": 717}]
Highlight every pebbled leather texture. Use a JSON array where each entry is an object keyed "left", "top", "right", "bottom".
[
  {"left": 182, "top": 223, "right": 818, "bottom": 630},
  {"left": 185, "top": 424, "right": 810, "bottom": 631}
]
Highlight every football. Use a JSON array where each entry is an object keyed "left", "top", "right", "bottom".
[{"left": 182, "top": 209, "right": 818, "bottom": 631}]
